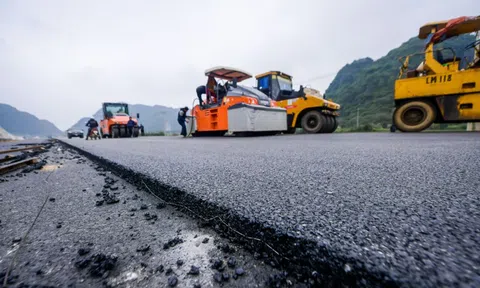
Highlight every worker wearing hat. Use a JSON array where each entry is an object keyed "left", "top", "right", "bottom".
[{"left": 177, "top": 106, "right": 189, "bottom": 137}]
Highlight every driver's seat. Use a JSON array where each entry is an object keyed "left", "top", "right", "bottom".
[{"left": 435, "top": 50, "right": 457, "bottom": 65}]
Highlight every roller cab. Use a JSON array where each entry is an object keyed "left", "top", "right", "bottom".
[{"left": 255, "top": 71, "right": 341, "bottom": 134}]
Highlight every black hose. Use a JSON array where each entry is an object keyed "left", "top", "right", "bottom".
[{"left": 186, "top": 97, "right": 198, "bottom": 137}]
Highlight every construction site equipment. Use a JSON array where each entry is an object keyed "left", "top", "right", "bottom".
[
  {"left": 255, "top": 71, "right": 341, "bottom": 134},
  {"left": 189, "top": 66, "right": 288, "bottom": 137},
  {"left": 393, "top": 15, "right": 480, "bottom": 132},
  {"left": 99, "top": 102, "right": 140, "bottom": 138}
]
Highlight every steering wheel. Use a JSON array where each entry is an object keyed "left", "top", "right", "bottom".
[{"left": 465, "top": 39, "right": 480, "bottom": 50}]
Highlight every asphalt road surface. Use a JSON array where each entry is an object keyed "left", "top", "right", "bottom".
[
  {"left": 1, "top": 142, "right": 290, "bottom": 287},
  {"left": 62, "top": 132, "right": 480, "bottom": 287}
]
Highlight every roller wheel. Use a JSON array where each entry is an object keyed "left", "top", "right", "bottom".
[
  {"left": 393, "top": 100, "right": 436, "bottom": 132},
  {"left": 301, "top": 110, "right": 326, "bottom": 133},
  {"left": 112, "top": 128, "right": 119, "bottom": 138},
  {"left": 321, "top": 115, "right": 334, "bottom": 133},
  {"left": 329, "top": 116, "right": 338, "bottom": 133}
]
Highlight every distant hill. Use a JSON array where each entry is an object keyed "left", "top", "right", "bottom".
[
  {"left": 68, "top": 104, "right": 181, "bottom": 133},
  {"left": 325, "top": 34, "right": 476, "bottom": 128},
  {"left": 0, "top": 103, "right": 63, "bottom": 137}
]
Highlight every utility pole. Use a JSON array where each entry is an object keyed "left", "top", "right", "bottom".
[{"left": 356, "top": 108, "right": 359, "bottom": 129}]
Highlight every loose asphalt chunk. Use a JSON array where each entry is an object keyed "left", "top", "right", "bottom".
[
  {"left": 163, "top": 237, "right": 183, "bottom": 250},
  {"left": 167, "top": 275, "right": 178, "bottom": 287},
  {"left": 188, "top": 265, "right": 200, "bottom": 275},
  {"left": 78, "top": 248, "right": 91, "bottom": 256}
]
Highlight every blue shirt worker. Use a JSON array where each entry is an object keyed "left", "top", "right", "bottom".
[
  {"left": 177, "top": 106, "right": 189, "bottom": 137},
  {"left": 127, "top": 117, "right": 136, "bottom": 137}
]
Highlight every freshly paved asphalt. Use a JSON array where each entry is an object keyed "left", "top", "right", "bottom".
[
  {"left": 63, "top": 132, "right": 480, "bottom": 287},
  {"left": 1, "top": 142, "right": 285, "bottom": 287}
]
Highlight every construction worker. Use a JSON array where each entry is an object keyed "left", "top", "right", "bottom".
[
  {"left": 85, "top": 118, "right": 99, "bottom": 139},
  {"left": 127, "top": 117, "right": 136, "bottom": 137},
  {"left": 196, "top": 77, "right": 217, "bottom": 106},
  {"left": 177, "top": 106, "right": 189, "bottom": 137},
  {"left": 196, "top": 85, "right": 207, "bottom": 106}
]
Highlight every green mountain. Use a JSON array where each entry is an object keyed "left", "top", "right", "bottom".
[
  {"left": 0, "top": 103, "right": 63, "bottom": 137},
  {"left": 325, "top": 34, "right": 476, "bottom": 128}
]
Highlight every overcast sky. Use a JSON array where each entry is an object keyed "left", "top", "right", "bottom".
[{"left": 0, "top": 0, "right": 477, "bottom": 130}]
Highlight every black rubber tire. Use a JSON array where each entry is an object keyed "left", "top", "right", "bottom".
[
  {"left": 322, "top": 115, "right": 334, "bottom": 133},
  {"left": 323, "top": 116, "right": 338, "bottom": 133},
  {"left": 390, "top": 124, "right": 396, "bottom": 132},
  {"left": 301, "top": 110, "right": 325, "bottom": 133},
  {"left": 331, "top": 117, "right": 338, "bottom": 132},
  {"left": 393, "top": 100, "right": 436, "bottom": 132},
  {"left": 112, "top": 128, "right": 119, "bottom": 138}
]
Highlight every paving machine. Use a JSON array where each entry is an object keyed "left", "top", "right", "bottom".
[
  {"left": 255, "top": 71, "right": 341, "bottom": 134},
  {"left": 188, "top": 66, "right": 288, "bottom": 137},
  {"left": 99, "top": 102, "right": 140, "bottom": 138},
  {"left": 393, "top": 15, "right": 480, "bottom": 132}
]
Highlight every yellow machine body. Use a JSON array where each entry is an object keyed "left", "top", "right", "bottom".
[
  {"left": 255, "top": 71, "right": 341, "bottom": 134},
  {"left": 393, "top": 15, "right": 480, "bottom": 132}
]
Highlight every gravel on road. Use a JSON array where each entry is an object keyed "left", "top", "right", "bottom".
[
  {"left": 61, "top": 132, "right": 480, "bottom": 288},
  {"left": 1, "top": 142, "right": 290, "bottom": 288}
]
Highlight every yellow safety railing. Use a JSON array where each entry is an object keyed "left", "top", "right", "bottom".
[{"left": 397, "top": 47, "right": 458, "bottom": 79}]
